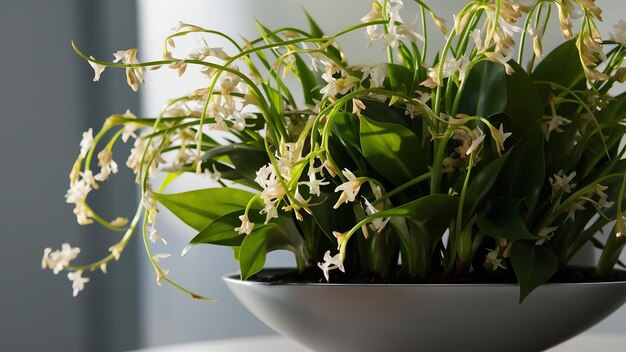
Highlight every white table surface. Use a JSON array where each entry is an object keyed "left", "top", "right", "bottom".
[{"left": 132, "top": 333, "right": 626, "bottom": 352}]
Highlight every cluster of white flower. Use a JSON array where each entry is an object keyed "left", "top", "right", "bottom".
[
  {"left": 42, "top": 244, "right": 90, "bottom": 296},
  {"left": 420, "top": 57, "right": 469, "bottom": 88},
  {"left": 361, "top": 0, "right": 433, "bottom": 50},
  {"left": 126, "top": 135, "right": 166, "bottom": 181}
]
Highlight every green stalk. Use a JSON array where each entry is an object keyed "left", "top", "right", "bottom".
[{"left": 430, "top": 129, "right": 453, "bottom": 194}]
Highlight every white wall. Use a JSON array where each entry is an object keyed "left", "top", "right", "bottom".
[{"left": 136, "top": 0, "right": 626, "bottom": 348}]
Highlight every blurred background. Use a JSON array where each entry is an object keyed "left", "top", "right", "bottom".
[{"left": 1, "top": 1, "right": 625, "bottom": 351}]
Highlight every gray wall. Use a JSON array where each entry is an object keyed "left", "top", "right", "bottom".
[{"left": 0, "top": 1, "right": 138, "bottom": 351}]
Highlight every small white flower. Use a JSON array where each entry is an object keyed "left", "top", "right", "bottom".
[
  {"left": 171, "top": 21, "right": 204, "bottom": 33},
  {"left": 566, "top": 202, "right": 586, "bottom": 222},
  {"left": 235, "top": 214, "right": 255, "bottom": 235},
  {"left": 142, "top": 189, "right": 159, "bottom": 225},
  {"left": 67, "top": 270, "right": 90, "bottom": 297},
  {"left": 155, "top": 267, "right": 170, "bottom": 286},
  {"left": 333, "top": 169, "right": 362, "bottom": 209},
  {"left": 611, "top": 20, "right": 626, "bottom": 46},
  {"left": 317, "top": 250, "right": 345, "bottom": 282},
  {"left": 204, "top": 164, "right": 222, "bottom": 182},
  {"left": 95, "top": 149, "right": 119, "bottom": 182},
  {"left": 79, "top": 128, "right": 93, "bottom": 159},
  {"left": 187, "top": 39, "right": 230, "bottom": 61},
  {"left": 489, "top": 123, "right": 513, "bottom": 154},
  {"left": 484, "top": 248, "right": 505, "bottom": 271},
  {"left": 149, "top": 228, "right": 167, "bottom": 245},
  {"left": 113, "top": 48, "right": 145, "bottom": 92},
  {"left": 152, "top": 253, "right": 171, "bottom": 262},
  {"left": 536, "top": 226, "right": 558, "bottom": 246},
  {"left": 88, "top": 56, "right": 105, "bottom": 82},
  {"left": 359, "top": 64, "right": 387, "bottom": 88},
  {"left": 42, "top": 243, "right": 81, "bottom": 274},
  {"left": 81, "top": 170, "right": 99, "bottom": 190},
  {"left": 322, "top": 159, "right": 337, "bottom": 178},
  {"left": 470, "top": 29, "right": 485, "bottom": 52},
  {"left": 73, "top": 202, "right": 94, "bottom": 225},
  {"left": 420, "top": 57, "right": 466, "bottom": 88},
  {"left": 121, "top": 110, "right": 140, "bottom": 143},
  {"left": 465, "top": 128, "right": 486, "bottom": 155},
  {"left": 484, "top": 51, "right": 515, "bottom": 75},
  {"left": 108, "top": 243, "right": 123, "bottom": 261},
  {"left": 360, "top": 1, "right": 383, "bottom": 23},
  {"left": 110, "top": 217, "right": 128, "bottom": 227},
  {"left": 542, "top": 114, "right": 572, "bottom": 141},
  {"left": 353, "top": 98, "right": 367, "bottom": 114},
  {"left": 65, "top": 178, "right": 92, "bottom": 206},
  {"left": 299, "top": 171, "right": 329, "bottom": 197},
  {"left": 320, "top": 70, "right": 360, "bottom": 100},
  {"left": 362, "top": 197, "right": 389, "bottom": 233},
  {"left": 550, "top": 170, "right": 576, "bottom": 198},
  {"left": 590, "top": 184, "right": 615, "bottom": 209},
  {"left": 255, "top": 163, "right": 287, "bottom": 223}
]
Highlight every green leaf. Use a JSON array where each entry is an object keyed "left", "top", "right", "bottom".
[
  {"left": 202, "top": 142, "right": 268, "bottom": 182},
  {"left": 496, "top": 122, "right": 545, "bottom": 212},
  {"left": 504, "top": 61, "right": 544, "bottom": 136},
  {"left": 510, "top": 241, "right": 558, "bottom": 302},
  {"left": 462, "top": 153, "right": 509, "bottom": 220},
  {"left": 387, "top": 63, "right": 414, "bottom": 95},
  {"left": 294, "top": 55, "right": 321, "bottom": 105},
  {"left": 154, "top": 188, "right": 260, "bottom": 231},
  {"left": 476, "top": 197, "right": 536, "bottom": 240},
  {"left": 331, "top": 112, "right": 361, "bottom": 152},
  {"left": 359, "top": 98, "right": 411, "bottom": 128},
  {"left": 189, "top": 210, "right": 265, "bottom": 247},
  {"left": 239, "top": 217, "right": 305, "bottom": 280},
  {"left": 379, "top": 195, "right": 458, "bottom": 276},
  {"left": 458, "top": 60, "right": 507, "bottom": 117},
  {"left": 304, "top": 10, "right": 324, "bottom": 38},
  {"left": 359, "top": 115, "right": 426, "bottom": 186},
  {"left": 309, "top": 191, "right": 356, "bottom": 239},
  {"left": 532, "top": 39, "right": 585, "bottom": 103}
]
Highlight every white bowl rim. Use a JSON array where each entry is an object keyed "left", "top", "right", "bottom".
[{"left": 223, "top": 267, "right": 626, "bottom": 288}]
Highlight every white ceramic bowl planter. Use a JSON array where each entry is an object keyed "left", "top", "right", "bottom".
[{"left": 225, "top": 269, "right": 626, "bottom": 352}]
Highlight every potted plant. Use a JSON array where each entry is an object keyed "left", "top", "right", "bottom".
[{"left": 43, "top": 0, "right": 626, "bottom": 350}]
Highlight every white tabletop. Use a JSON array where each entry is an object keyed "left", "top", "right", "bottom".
[{"left": 133, "top": 333, "right": 626, "bottom": 352}]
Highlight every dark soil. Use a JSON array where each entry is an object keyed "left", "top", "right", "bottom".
[{"left": 250, "top": 266, "right": 626, "bottom": 285}]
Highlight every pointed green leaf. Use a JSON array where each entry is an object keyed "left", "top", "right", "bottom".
[
  {"left": 463, "top": 153, "right": 509, "bottom": 220},
  {"left": 304, "top": 10, "right": 324, "bottom": 38},
  {"left": 294, "top": 55, "right": 321, "bottom": 105},
  {"left": 496, "top": 122, "right": 545, "bottom": 212},
  {"left": 331, "top": 112, "right": 361, "bottom": 152},
  {"left": 458, "top": 61, "right": 507, "bottom": 117},
  {"left": 360, "top": 115, "right": 426, "bottom": 186},
  {"left": 511, "top": 242, "right": 558, "bottom": 302},
  {"left": 189, "top": 210, "right": 265, "bottom": 247},
  {"left": 504, "top": 61, "right": 544, "bottom": 136},
  {"left": 310, "top": 191, "right": 357, "bottom": 240},
  {"left": 476, "top": 197, "right": 536, "bottom": 240},
  {"left": 387, "top": 63, "right": 414, "bottom": 95},
  {"left": 371, "top": 195, "right": 458, "bottom": 248},
  {"left": 202, "top": 142, "right": 268, "bottom": 182},
  {"left": 532, "top": 39, "right": 585, "bottom": 103},
  {"left": 239, "top": 217, "right": 305, "bottom": 280},
  {"left": 154, "top": 188, "right": 260, "bottom": 231}
]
